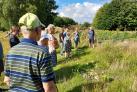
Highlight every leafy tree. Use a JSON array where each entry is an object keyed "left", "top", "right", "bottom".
[
  {"left": 81, "top": 22, "right": 91, "bottom": 27},
  {"left": 93, "top": 0, "right": 137, "bottom": 30},
  {"left": 0, "top": 0, "right": 21, "bottom": 26},
  {"left": 53, "top": 16, "right": 77, "bottom": 27},
  {"left": 53, "top": 16, "right": 64, "bottom": 27},
  {"left": 117, "top": 1, "right": 137, "bottom": 30},
  {"left": 63, "top": 17, "right": 77, "bottom": 26},
  {"left": 92, "top": 3, "right": 111, "bottom": 30},
  {"left": 0, "top": 0, "right": 58, "bottom": 30},
  {"left": 31, "top": 0, "right": 58, "bottom": 26}
]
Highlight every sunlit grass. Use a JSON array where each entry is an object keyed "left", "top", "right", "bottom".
[{"left": 1, "top": 30, "right": 137, "bottom": 92}]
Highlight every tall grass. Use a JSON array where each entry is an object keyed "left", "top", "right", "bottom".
[
  {"left": 1, "top": 30, "right": 137, "bottom": 92},
  {"left": 56, "top": 41, "right": 137, "bottom": 92}
]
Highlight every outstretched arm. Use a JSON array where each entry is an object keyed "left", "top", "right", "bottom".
[{"left": 40, "top": 53, "right": 58, "bottom": 92}]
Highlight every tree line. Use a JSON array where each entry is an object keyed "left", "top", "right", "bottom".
[
  {"left": 0, "top": 0, "right": 77, "bottom": 31},
  {"left": 92, "top": 0, "right": 137, "bottom": 31}
]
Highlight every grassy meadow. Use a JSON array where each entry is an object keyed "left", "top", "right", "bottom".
[{"left": 1, "top": 30, "right": 137, "bottom": 92}]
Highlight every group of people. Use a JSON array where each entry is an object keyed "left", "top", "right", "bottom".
[
  {"left": 59, "top": 26, "right": 95, "bottom": 57},
  {"left": 0, "top": 12, "right": 95, "bottom": 92},
  {"left": 59, "top": 28, "right": 72, "bottom": 58},
  {"left": 0, "top": 13, "right": 58, "bottom": 92}
]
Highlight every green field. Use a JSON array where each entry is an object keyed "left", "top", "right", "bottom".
[{"left": 1, "top": 30, "right": 137, "bottom": 92}]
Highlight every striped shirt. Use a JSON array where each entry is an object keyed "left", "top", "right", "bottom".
[{"left": 4, "top": 38, "right": 55, "bottom": 92}]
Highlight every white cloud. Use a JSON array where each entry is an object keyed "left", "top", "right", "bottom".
[{"left": 58, "top": 2, "right": 102, "bottom": 23}]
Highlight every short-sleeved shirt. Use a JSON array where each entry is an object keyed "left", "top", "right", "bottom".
[
  {"left": 88, "top": 30, "right": 94, "bottom": 39},
  {"left": 74, "top": 32, "right": 79, "bottom": 41},
  {"left": 63, "top": 32, "right": 67, "bottom": 38},
  {"left": 4, "top": 38, "right": 55, "bottom": 92},
  {"left": 9, "top": 34, "right": 20, "bottom": 47},
  {"left": 64, "top": 36, "right": 71, "bottom": 52}
]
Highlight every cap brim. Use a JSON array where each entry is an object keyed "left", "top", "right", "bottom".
[{"left": 40, "top": 22, "right": 45, "bottom": 27}]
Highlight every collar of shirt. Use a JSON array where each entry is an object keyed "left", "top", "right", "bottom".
[{"left": 21, "top": 38, "right": 38, "bottom": 45}]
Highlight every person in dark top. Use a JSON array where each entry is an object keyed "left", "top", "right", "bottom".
[
  {"left": 9, "top": 26, "right": 20, "bottom": 47},
  {"left": 74, "top": 30, "right": 80, "bottom": 49},
  {"left": 64, "top": 32, "right": 72, "bottom": 58},
  {"left": 4, "top": 13, "right": 57, "bottom": 92},
  {"left": 63, "top": 28, "right": 68, "bottom": 38},
  {"left": 59, "top": 28, "right": 65, "bottom": 55},
  {"left": 0, "top": 41, "right": 4, "bottom": 76},
  {"left": 88, "top": 27, "right": 95, "bottom": 48}
]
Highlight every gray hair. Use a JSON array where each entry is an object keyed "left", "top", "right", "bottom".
[
  {"left": 20, "top": 26, "right": 29, "bottom": 32},
  {"left": 47, "top": 24, "right": 55, "bottom": 30}
]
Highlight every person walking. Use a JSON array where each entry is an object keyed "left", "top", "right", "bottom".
[{"left": 4, "top": 13, "right": 57, "bottom": 92}]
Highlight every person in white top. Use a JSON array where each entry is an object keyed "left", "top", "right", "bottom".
[
  {"left": 38, "top": 28, "right": 48, "bottom": 47},
  {"left": 47, "top": 24, "right": 59, "bottom": 66}
]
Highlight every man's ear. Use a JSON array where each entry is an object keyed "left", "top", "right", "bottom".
[{"left": 34, "top": 28, "right": 40, "bottom": 34}]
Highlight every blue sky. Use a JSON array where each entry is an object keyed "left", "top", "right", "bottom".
[
  {"left": 56, "top": 0, "right": 110, "bottom": 8},
  {"left": 55, "top": 0, "right": 111, "bottom": 23}
]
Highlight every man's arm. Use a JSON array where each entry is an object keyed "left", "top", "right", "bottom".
[
  {"left": 39, "top": 53, "right": 57, "bottom": 92},
  {"left": 4, "top": 76, "right": 11, "bottom": 86},
  {"left": 43, "top": 81, "right": 57, "bottom": 92}
]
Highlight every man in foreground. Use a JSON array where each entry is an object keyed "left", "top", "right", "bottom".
[{"left": 4, "top": 13, "right": 57, "bottom": 92}]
